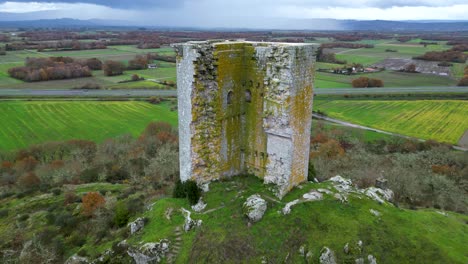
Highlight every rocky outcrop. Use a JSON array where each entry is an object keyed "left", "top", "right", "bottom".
[
  {"left": 191, "top": 198, "right": 207, "bottom": 212},
  {"left": 128, "top": 217, "right": 146, "bottom": 235},
  {"left": 243, "top": 194, "right": 267, "bottom": 222},
  {"left": 363, "top": 187, "right": 393, "bottom": 204},
  {"left": 319, "top": 247, "right": 337, "bottom": 264},
  {"left": 370, "top": 209, "right": 381, "bottom": 217},
  {"left": 181, "top": 208, "right": 202, "bottom": 232},
  {"left": 368, "top": 255, "right": 378, "bottom": 264},
  {"left": 127, "top": 240, "right": 170, "bottom": 264},
  {"left": 65, "top": 254, "right": 89, "bottom": 264},
  {"left": 282, "top": 199, "right": 300, "bottom": 215},
  {"left": 282, "top": 191, "right": 323, "bottom": 215}
]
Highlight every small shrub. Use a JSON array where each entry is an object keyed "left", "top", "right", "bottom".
[
  {"left": 81, "top": 192, "right": 106, "bottom": 217},
  {"left": 0, "top": 209, "right": 9, "bottom": 218},
  {"left": 131, "top": 74, "right": 140, "bottom": 81},
  {"left": 113, "top": 202, "right": 130, "bottom": 227},
  {"left": 307, "top": 163, "right": 316, "bottom": 181},
  {"left": 186, "top": 180, "right": 202, "bottom": 205},
  {"left": 173, "top": 180, "right": 186, "bottom": 198},
  {"left": 172, "top": 180, "right": 202, "bottom": 205},
  {"left": 51, "top": 188, "right": 61, "bottom": 196},
  {"left": 69, "top": 233, "right": 86, "bottom": 247},
  {"left": 18, "top": 214, "right": 29, "bottom": 222},
  {"left": 64, "top": 191, "right": 80, "bottom": 205},
  {"left": 17, "top": 172, "right": 41, "bottom": 190},
  {"left": 458, "top": 76, "right": 468, "bottom": 86}
]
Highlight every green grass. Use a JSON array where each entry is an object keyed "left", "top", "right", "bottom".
[
  {"left": 0, "top": 47, "right": 176, "bottom": 89},
  {"left": 0, "top": 101, "right": 177, "bottom": 150},
  {"left": 335, "top": 53, "right": 384, "bottom": 65},
  {"left": 129, "top": 175, "right": 468, "bottom": 263},
  {"left": 314, "top": 99, "right": 468, "bottom": 144},
  {"left": 452, "top": 63, "right": 467, "bottom": 78},
  {"left": 333, "top": 42, "right": 451, "bottom": 66},
  {"left": 315, "top": 70, "right": 456, "bottom": 88}
]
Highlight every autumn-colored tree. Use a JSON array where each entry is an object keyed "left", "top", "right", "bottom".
[
  {"left": 156, "top": 131, "right": 178, "bottom": 143},
  {"left": 404, "top": 63, "right": 417, "bottom": 73},
  {"left": 458, "top": 76, "right": 468, "bottom": 86},
  {"left": 81, "top": 192, "right": 105, "bottom": 217},
  {"left": 64, "top": 191, "right": 79, "bottom": 205},
  {"left": 17, "top": 172, "right": 41, "bottom": 190},
  {"left": 368, "top": 78, "right": 384, "bottom": 87},
  {"left": 83, "top": 58, "right": 102, "bottom": 70},
  {"left": 310, "top": 139, "right": 345, "bottom": 159},
  {"left": 352, "top": 77, "right": 369, "bottom": 88},
  {"left": 311, "top": 133, "right": 329, "bottom": 144},
  {"left": 103, "top": 60, "right": 125, "bottom": 76},
  {"left": 14, "top": 156, "right": 38, "bottom": 173},
  {"left": 432, "top": 165, "right": 456, "bottom": 176},
  {"left": 352, "top": 77, "right": 384, "bottom": 88},
  {"left": 127, "top": 55, "right": 148, "bottom": 70},
  {"left": 131, "top": 74, "right": 140, "bottom": 81},
  {"left": 140, "top": 122, "right": 173, "bottom": 139},
  {"left": 1, "top": 161, "right": 13, "bottom": 170}
]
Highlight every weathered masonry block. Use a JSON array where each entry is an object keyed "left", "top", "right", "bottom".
[{"left": 173, "top": 40, "right": 317, "bottom": 197}]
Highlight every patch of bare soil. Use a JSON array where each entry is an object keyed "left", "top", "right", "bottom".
[{"left": 372, "top": 58, "right": 452, "bottom": 76}]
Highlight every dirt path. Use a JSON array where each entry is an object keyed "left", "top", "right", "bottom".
[{"left": 313, "top": 113, "right": 468, "bottom": 152}]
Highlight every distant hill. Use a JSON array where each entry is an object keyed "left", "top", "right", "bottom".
[{"left": 0, "top": 17, "right": 467, "bottom": 31}]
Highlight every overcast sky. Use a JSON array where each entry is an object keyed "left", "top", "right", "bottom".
[{"left": 0, "top": 0, "right": 467, "bottom": 28}]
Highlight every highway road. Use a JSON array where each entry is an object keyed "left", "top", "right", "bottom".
[{"left": 0, "top": 86, "right": 467, "bottom": 97}]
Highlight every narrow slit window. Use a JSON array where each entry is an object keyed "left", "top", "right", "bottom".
[
  {"left": 227, "top": 91, "right": 234, "bottom": 105},
  {"left": 245, "top": 89, "right": 252, "bottom": 103}
]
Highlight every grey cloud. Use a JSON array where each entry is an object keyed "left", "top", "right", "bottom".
[{"left": 0, "top": 0, "right": 186, "bottom": 9}]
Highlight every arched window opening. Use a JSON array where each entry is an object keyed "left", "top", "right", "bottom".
[
  {"left": 227, "top": 91, "right": 234, "bottom": 105},
  {"left": 245, "top": 89, "right": 252, "bottom": 103}
]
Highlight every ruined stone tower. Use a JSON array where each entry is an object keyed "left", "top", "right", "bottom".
[{"left": 173, "top": 40, "right": 317, "bottom": 197}]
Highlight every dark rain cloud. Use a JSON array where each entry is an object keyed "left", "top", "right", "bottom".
[
  {"left": 1, "top": 0, "right": 467, "bottom": 10},
  {"left": 0, "top": 0, "right": 186, "bottom": 9}
]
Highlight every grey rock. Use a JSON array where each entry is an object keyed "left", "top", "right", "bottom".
[
  {"left": 282, "top": 199, "right": 300, "bottom": 215},
  {"left": 243, "top": 194, "right": 267, "bottom": 222},
  {"left": 303, "top": 191, "right": 323, "bottom": 201},
  {"left": 191, "top": 198, "right": 207, "bottom": 212},
  {"left": 319, "top": 247, "right": 336, "bottom": 264},
  {"left": 355, "top": 258, "right": 364, "bottom": 264},
  {"left": 128, "top": 217, "right": 146, "bottom": 235},
  {"left": 370, "top": 209, "right": 381, "bottom": 217},
  {"left": 344, "top": 243, "right": 350, "bottom": 254},
  {"left": 363, "top": 187, "right": 393, "bottom": 204},
  {"left": 375, "top": 177, "right": 388, "bottom": 189},
  {"left": 181, "top": 208, "right": 202, "bottom": 232},
  {"left": 65, "top": 254, "right": 89, "bottom": 264},
  {"left": 127, "top": 240, "right": 170, "bottom": 264},
  {"left": 368, "top": 255, "right": 377, "bottom": 264}
]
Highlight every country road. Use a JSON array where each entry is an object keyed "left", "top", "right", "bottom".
[
  {"left": 312, "top": 113, "right": 468, "bottom": 152},
  {"left": 0, "top": 86, "right": 467, "bottom": 97}
]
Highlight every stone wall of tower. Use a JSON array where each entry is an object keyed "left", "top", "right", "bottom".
[{"left": 173, "top": 40, "right": 317, "bottom": 198}]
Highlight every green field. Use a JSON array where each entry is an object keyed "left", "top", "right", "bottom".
[
  {"left": 0, "top": 46, "right": 177, "bottom": 89},
  {"left": 334, "top": 42, "right": 451, "bottom": 66},
  {"left": 315, "top": 70, "right": 457, "bottom": 88},
  {"left": 314, "top": 99, "right": 468, "bottom": 144},
  {"left": 0, "top": 101, "right": 177, "bottom": 150}
]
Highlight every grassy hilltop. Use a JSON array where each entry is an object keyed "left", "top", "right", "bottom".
[{"left": 2, "top": 175, "right": 466, "bottom": 263}]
